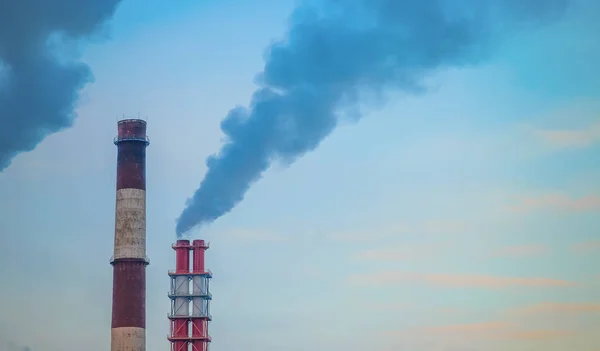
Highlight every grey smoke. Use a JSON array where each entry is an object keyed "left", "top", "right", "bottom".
[
  {"left": 174, "top": 0, "right": 568, "bottom": 236},
  {"left": 6, "top": 341, "right": 30, "bottom": 351},
  {"left": 0, "top": 0, "right": 123, "bottom": 171}
]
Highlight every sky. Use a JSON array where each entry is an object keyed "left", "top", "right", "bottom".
[{"left": 0, "top": 0, "right": 599, "bottom": 351}]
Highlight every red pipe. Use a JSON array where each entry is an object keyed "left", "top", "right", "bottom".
[
  {"left": 191, "top": 320, "right": 207, "bottom": 351},
  {"left": 192, "top": 240, "right": 208, "bottom": 351},
  {"left": 173, "top": 240, "right": 190, "bottom": 351},
  {"left": 192, "top": 240, "right": 206, "bottom": 273},
  {"left": 175, "top": 240, "right": 190, "bottom": 273}
]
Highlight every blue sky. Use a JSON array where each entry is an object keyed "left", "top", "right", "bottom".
[{"left": 0, "top": 1, "right": 599, "bottom": 350}]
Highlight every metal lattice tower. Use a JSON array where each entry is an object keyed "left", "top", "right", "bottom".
[{"left": 168, "top": 240, "right": 212, "bottom": 351}]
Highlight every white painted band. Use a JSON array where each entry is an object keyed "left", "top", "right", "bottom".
[
  {"left": 111, "top": 327, "right": 145, "bottom": 351},
  {"left": 174, "top": 298, "right": 190, "bottom": 317},
  {"left": 174, "top": 276, "right": 190, "bottom": 316},
  {"left": 114, "top": 188, "right": 146, "bottom": 260}
]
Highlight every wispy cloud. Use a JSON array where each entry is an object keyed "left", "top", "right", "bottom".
[
  {"left": 570, "top": 241, "right": 600, "bottom": 254},
  {"left": 491, "top": 245, "right": 548, "bottom": 257},
  {"left": 348, "top": 272, "right": 577, "bottom": 288},
  {"left": 328, "top": 220, "right": 470, "bottom": 243},
  {"left": 508, "top": 193, "right": 600, "bottom": 214},
  {"left": 369, "top": 303, "right": 466, "bottom": 319},
  {"left": 535, "top": 123, "right": 600, "bottom": 149},
  {"left": 381, "top": 300, "right": 598, "bottom": 349},
  {"left": 508, "top": 302, "right": 600, "bottom": 317},
  {"left": 353, "top": 243, "right": 450, "bottom": 261},
  {"left": 327, "top": 224, "right": 412, "bottom": 243},
  {"left": 397, "top": 321, "right": 575, "bottom": 341}
]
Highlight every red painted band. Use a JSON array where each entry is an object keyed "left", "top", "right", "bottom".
[
  {"left": 175, "top": 240, "right": 190, "bottom": 273},
  {"left": 116, "top": 142, "right": 146, "bottom": 190},
  {"left": 112, "top": 260, "right": 146, "bottom": 328},
  {"left": 118, "top": 119, "right": 147, "bottom": 140},
  {"left": 192, "top": 240, "right": 206, "bottom": 273}
]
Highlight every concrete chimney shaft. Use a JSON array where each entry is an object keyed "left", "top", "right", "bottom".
[{"left": 111, "top": 119, "right": 150, "bottom": 351}]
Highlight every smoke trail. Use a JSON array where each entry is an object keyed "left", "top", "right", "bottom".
[
  {"left": 0, "top": 0, "right": 123, "bottom": 171},
  {"left": 176, "top": 0, "right": 568, "bottom": 236},
  {"left": 6, "top": 341, "right": 30, "bottom": 351}
]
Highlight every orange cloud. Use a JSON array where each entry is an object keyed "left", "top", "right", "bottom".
[
  {"left": 392, "top": 321, "right": 575, "bottom": 341},
  {"left": 509, "top": 302, "right": 600, "bottom": 316},
  {"left": 368, "top": 303, "right": 465, "bottom": 317},
  {"left": 508, "top": 193, "right": 600, "bottom": 214},
  {"left": 328, "top": 220, "right": 471, "bottom": 243},
  {"left": 535, "top": 123, "right": 600, "bottom": 148},
  {"left": 420, "top": 321, "right": 506, "bottom": 334},
  {"left": 492, "top": 245, "right": 548, "bottom": 257},
  {"left": 570, "top": 241, "right": 600, "bottom": 254},
  {"left": 348, "top": 272, "right": 577, "bottom": 288}
]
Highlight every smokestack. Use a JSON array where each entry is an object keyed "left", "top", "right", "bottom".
[
  {"left": 168, "top": 240, "right": 212, "bottom": 351},
  {"left": 169, "top": 240, "right": 191, "bottom": 351},
  {"left": 191, "top": 240, "right": 211, "bottom": 351},
  {"left": 111, "top": 118, "right": 150, "bottom": 351}
]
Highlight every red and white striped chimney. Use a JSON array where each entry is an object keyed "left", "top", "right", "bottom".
[
  {"left": 111, "top": 118, "right": 150, "bottom": 351},
  {"left": 168, "top": 239, "right": 212, "bottom": 351}
]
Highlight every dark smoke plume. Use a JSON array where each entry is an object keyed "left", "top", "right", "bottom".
[
  {"left": 6, "top": 341, "right": 30, "bottom": 351},
  {"left": 176, "top": 0, "right": 568, "bottom": 236},
  {"left": 0, "top": 0, "right": 123, "bottom": 171}
]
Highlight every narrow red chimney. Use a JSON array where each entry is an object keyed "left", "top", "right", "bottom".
[
  {"left": 191, "top": 240, "right": 211, "bottom": 351},
  {"left": 169, "top": 240, "right": 191, "bottom": 351}
]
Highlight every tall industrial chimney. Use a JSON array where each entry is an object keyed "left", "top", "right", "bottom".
[
  {"left": 168, "top": 239, "right": 212, "bottom": 351},
  {"left": 111, "top": 118, "right": 150, "bottom": 351}
]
